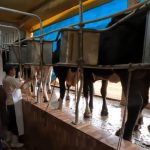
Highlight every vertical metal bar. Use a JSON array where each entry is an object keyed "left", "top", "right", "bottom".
[
  {"left": 117, "top": 70, "right": 132, "bottom": 150},
  {"left": 79, "top": 0, "right": 84, "bottom": 61},
  {"left": 142, "top": 10, "right": 150, "bottom": 63},
  {"left": 74, "top": 0, "right": 84, "bottom": 124}
]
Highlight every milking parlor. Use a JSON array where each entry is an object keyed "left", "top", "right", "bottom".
[{"left": 0, "top": 0, "right": 150, "bottom": 150}]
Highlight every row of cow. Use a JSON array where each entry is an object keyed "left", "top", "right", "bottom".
[
  {"left": 2, "top": 3, "right": 150, "bottom": 142},
  {"left": 52, "top": 4, "right": 150, "bottom": 142}
]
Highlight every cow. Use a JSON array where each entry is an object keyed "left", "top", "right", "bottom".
[
  {"left": 52, "top": 39, "right": 115, "bottom": 115},
  {"left": 83, "top": 73, "right": 120, "bottom": 117},
  {"left": 52, "top": 40, "right": 79, "bottom": 109},
  {"left": 30, "top": 65, "right": 52, "bottom": 102},
  {"left": 83, "top": 4, "right": 150, "bottom": 141},
  {"left": 53, "top": 3, "right": 150, "bottom": 141}
]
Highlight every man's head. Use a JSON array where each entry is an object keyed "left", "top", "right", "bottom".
[{"left": 5, "top": 65, "right": 16, "bottom": 76}]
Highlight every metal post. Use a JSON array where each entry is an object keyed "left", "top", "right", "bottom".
[
  {"left": 117, "top": 69, "right": 132, "bottom": 150},
  {"left": 0, "top": 7, "right": 42, "bottom": 35},
  {"left": 74, "top": 0, "right": 84, "bottom": 124}
]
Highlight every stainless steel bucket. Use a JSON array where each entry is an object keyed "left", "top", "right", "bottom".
[
  {"left": 59, "top": 28, "right": 100, "bottom": 65},
  {"left": 8, "top": 40, "right": 52, "bottom": 65},
  {"left": 25, "top": 40, "right": 52, "bottom": 65},
  {"left": 8, "top": 45, "right": 20, "bottom": 64}
]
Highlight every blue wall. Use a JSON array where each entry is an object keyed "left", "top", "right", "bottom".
[{"left": 34, "top": 0, "right": 128, "bottom": 41}]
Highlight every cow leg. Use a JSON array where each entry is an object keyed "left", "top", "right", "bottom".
[
  {"left": 47, "top": 67, "right": 52, "bottom": 94},
  {"left": 84, "top": 97, "right": 92, "bottom": 118},
  {"left": 148, "top": 125, "right": 150, "bottom": 132},
  {"left": 32, "top": 76, "right": 38, "bottom": 97},
  {"left": 42, "top": 67, "right": 51, "bottom": 102},
  {"left": 117, "top": 74, "right": 149, "bottom": 141},
  {"left": 134, "top": 112, "right": 143, "bottom": 131},
  {"left": 134, "top": 85, "right": 148, "bottom": 131},
  {"left": 40, "top": 82, "right": 43, "bottom": 92},
  {"left": 101, "top": 80, "right": 108, "bottom": 116},
  {"left": 66, "top": 84, "right": 70, "bottom": 100},
  {"left": 123, "top": 99, "right": 142, "bottom": 141},
  {"left": 83, "top": 72, "right": 92, "bottom": 118},
  {"left": 47, "top": 82, "right": 52, "bottom": 94},
  {"left": 43, "top": 80, "right": 49, "bottom": 102},
  {"left": 57, "top": 78, "right": 66, "bottom": 110},
  {"left": 89, "top": 79, "right": 94, "bottom": 113}
]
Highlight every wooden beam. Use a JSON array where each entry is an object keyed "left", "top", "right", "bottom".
[
  {"left": 128, "top": 0, "right": 139, "bottom": 7},
  {"left": 30, "top": 0, "right": 110, "bottom": 32}
]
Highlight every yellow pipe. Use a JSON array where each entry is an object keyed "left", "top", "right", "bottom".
[{"left": 30, "top": 0, "right": 109, "bottom": 32}]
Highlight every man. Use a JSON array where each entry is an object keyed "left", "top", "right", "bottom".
[{"left": 3, "top": 65, "right": 29, "bottom": 148}]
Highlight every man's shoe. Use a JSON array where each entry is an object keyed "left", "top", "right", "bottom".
[{"left": 10, "top": 135, "right": 24, "bottom": 148}]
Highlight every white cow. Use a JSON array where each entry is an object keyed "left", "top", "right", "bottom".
[{"left": 31, "top": 66, "right": 52, "bottom": 102}]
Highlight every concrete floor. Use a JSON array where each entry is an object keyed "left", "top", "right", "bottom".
[{"left": 47, "top": 87, "right": 150, "bottom": 149}]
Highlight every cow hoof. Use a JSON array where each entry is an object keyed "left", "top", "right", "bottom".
[
  {"left": 57, "top": 101, "right": 63, "bottom": 110},
  {"left": 115, "top": 129, "right": 121, "bottom": 136},
  {"left": 32, "top": 95, "right": 37, "bottom": 98},
  {"left": 148, "top": 125, "right": 150, "bottom": 132},
  {"left": 43, "top": 98, "right": 49, "bottom": 102},
  {"left": 66, "top": 95, "right": 70, "bottom": 101},
  {"left": 90, "top": 109, "right": 93, "bottom": 113},
  {"left": 48, "top": 90, "right": 51, "bottom": 94},
  {"left": 123, "top": 136, "right": 132, "bottom": 142},
  {"left": 134, "top": 124, "right": 140, "bottom": 132},
  {"left": 101, "top": 111, "right": 108, "bottom": 117},
  {"left": 115, "top": 129, "right": 132, "bottom": 141},
  {"left": 43, "top": 97, "right": 49, "bottom": 102},
  {"left": 44, "top": 100, "right": 49, "bottom": 103},
  {"left": 84, "top": 112, "right": 92, "bottom": 118},
  {"left": 57, "top": 106, "right": 62, "bottom": 110},
  {"left": 138, "top": 116, "right": 143, "bottom": 125}
]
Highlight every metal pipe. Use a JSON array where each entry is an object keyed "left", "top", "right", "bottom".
[
  {"left": 31, "top": 0, "right": 148, "bottom": 39},
  {"left": 79, "top": 0, "right": 84, "bottom": 60},
  {"left": 117, "top": 71, "right": 132, "bottom": 150},
  {"left": 98, "top": 9, "right": 137, "bottom": 32},
  {"left": 0, "top": 6, "right": 43, "bottom": 62},
  {"left": 79, "top": 0, "right": 148, "bottom": 27},
  {"left": 9, "top": 0, "right": 148, "bottom": 45},
  {"left": 0, "top": 7, "right": 42, "bottom": 35},
  {"left": 52, "top": 63, "right": 150, "bottom": 70},
  {"left": 79, "top": 0, "right": 83, "bottom": 24},
  {"left": 74, "top": 0, "right": 84, "bottom": 124}
]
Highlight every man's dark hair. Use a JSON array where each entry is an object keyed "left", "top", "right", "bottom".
[{"left": 4, "top": 65, "right": 16, "bottom": 75}]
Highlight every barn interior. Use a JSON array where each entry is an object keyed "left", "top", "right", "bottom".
[{"left": 0, "top": 0, "right": 150, "bottom": 150}]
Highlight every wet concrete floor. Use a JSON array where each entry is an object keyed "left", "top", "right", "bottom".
[{"left": 47, "top": 87, "right": 150, "bottom": 150}]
